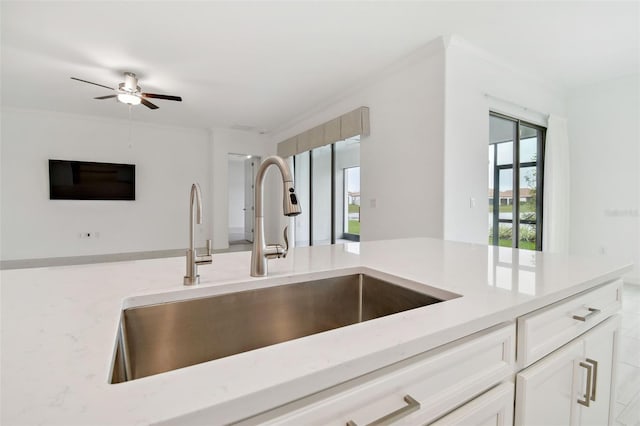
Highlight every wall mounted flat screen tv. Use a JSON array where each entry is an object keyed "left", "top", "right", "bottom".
[{"left": 49, "top": 160, "right": 135, "bottom": 200}]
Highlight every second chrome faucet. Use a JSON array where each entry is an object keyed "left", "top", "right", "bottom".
[{"left": 184, "top": 183, "right": 212, "bottom": 285}]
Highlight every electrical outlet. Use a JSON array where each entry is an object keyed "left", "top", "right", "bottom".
[{"left": 79, "top": 232, "right": 99, "bottom": 239}]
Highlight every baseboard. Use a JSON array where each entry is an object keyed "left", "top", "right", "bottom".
[
  {"left": 0, "top": 245, "right": 254, "bottom": 270},
  {"left": 0, "top": 249, "right": 186, "bottom": 270}
]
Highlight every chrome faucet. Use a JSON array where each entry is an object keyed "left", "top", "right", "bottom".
[
  {"left": 184, "top": 183, "right": 212, "bottom": 285},
  {"left": 250, "top": 156, "right": 301, "bottom": 277}
]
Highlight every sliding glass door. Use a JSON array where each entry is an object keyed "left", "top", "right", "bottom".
[
  {"left": 311, "top": 145, "right": 332, "bottom": 245},
  {"left": 293, "top": 152, "right": 311, "bottom": 246},
  {"left": 335, "top": 137, "right": 360, "bottom": 242},
  {"left": 294, "top": 136, "right": 360, "bottom": 246},
  {"left": 488, "top": 113, "right": 545, "bottom": 250}
]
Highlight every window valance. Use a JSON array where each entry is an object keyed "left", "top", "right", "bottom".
[{"left": 277, "top": 107, "right": 369, "bottom": 157}]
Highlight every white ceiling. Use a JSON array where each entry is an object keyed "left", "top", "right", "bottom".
[{"left": 1, "top": 1, "right": 638, "bottom": 132}]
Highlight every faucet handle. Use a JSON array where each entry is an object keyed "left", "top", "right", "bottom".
[
  {"left": 282, "top": 226, "right": 289, "bottom": 258},
  {"left": 264, "top": 227, "right": 290, "bottom": 260},
  {"left": 206, "top": 239, "right": 213, "bottom": 256}
]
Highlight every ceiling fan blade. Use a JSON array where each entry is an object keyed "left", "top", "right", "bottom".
[
  {"left": 141, "top": 98, "right": 159, "bottom": 110},
  {"left": 142, "top": 93, "right": 182, "bottom": 102},
  {"left": 94, "top": 95, "right": 117, "bottom": 100},
  {"left": 70, "top": 77, "right": 114, "bottom": 91}
]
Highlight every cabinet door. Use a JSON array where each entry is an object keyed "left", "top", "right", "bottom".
[
  {"left": 515, "top": 337, "right": 584, "bottom": 426},
  {"left": 431, "top": 382, "right": 514, "bottom": 426},
  {"left": 579, "top": 316, "right": 620, "bottom": 426}
]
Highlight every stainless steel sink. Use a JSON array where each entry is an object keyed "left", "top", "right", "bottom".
[{"left": 110, "top": 274, "right": 446, "bottom": 383}]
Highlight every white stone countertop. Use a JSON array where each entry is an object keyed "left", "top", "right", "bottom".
[{"left": 0, "top": 238, "right": 632, "bottom": 425}]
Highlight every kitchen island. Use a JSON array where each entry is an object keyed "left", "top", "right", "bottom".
[{"left": 0, "top": 238, "right": 632, "bottom": 425}]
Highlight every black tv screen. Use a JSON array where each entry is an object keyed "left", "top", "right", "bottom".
[{"left": 49, "top": 160, "right": 135, "bottom": 200}]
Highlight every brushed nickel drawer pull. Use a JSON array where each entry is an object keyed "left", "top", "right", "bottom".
[
  {"left": 346, "top": 394, "right": 420, "bottom": 426},
  {"left": 586, "top": 358, "right": 598, "bottom": 401},
  {"left": 573, "top": 307, "right": 601, "bottom": 322},
  {"left": 578, "top": 361, "right": 593, "bottom": 407}
]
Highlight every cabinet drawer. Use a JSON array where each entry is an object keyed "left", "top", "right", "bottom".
[
  {"left": 517, "top": 279, "right": 622, "bottom": 368},
  {"left": 239, "top": 323, "right": 515, "bottom": 426},
  {"left": 431, "top": 382, "right": 514, "bottom": 426}
]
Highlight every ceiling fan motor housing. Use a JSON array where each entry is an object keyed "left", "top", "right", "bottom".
[
  {"left": 122, "top": 72, "right": 139, "bottom": 92},
  {"left": 118, "top": 82, "right": 141, "bottom": 94}
]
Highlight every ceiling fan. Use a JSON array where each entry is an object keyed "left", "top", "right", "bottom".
[{"left": 70, "top": 72, "right": 182, "bottom": 110}]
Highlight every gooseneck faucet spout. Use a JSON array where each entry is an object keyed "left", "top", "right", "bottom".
[
  {"left": 184, "top": 183, "right": 212, "bottom": 285},
  {"left": 251, "top": 156, "right": 301, "bottom": 277}
]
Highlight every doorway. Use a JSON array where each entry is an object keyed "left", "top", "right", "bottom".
[{"left": 228, "top": 154, "right": 261, "bottom": 246}]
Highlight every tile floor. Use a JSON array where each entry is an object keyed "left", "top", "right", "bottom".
[{"left": 615, "top": 284, "right": 640, "bottom": 426}]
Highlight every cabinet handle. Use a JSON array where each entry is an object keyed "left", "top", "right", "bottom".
[
  {"left": 346, "top": 394, "right": 420, "bottom": 426},
  {"left": 578, "top": 361, "right": 593, "bottom": 407},
  {"left": 586, "top": 358, "right": 598, "bottom": 401},
  {"left": 573, "top": 307, "right": 601, "bottom": 322}
]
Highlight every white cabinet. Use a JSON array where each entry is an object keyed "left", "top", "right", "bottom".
[
  {"left": 515, "top": 315, "right": 620, "bottom": 426},
  {"left": 239, "top": 324, "right": 515, "bottom": 426},
  {"left": 514, "top": 333, "right": 584, "bottom": 425},
  {"left": 580, "top": 317, "right": 618, "bottom": 426}
]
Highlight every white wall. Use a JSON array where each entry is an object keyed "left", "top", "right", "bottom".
[
  {"left": 443, "top": 36, "right": 567, "bottom": 244},
  {"left": 270, "top": 35, "right": 571, "bottom": 247},
  {"left": 0, "top": 108, "right": 211, "bottom": 260},
  {"left": 210, "top": 128, "right": 270, "bottom": 249},
  {"left": 567, "top": 74, "right": 640, "bottom": 284},
  {"left": 227, "top": 159, "right": 245, "bottom": 231},
  {"left": 269, "top": 37, "right": 447, "bottom": 241}
]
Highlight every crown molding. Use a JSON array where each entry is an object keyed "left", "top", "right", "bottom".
[{"left": 446, "top": 34, "right": 566, "bottom": 97}]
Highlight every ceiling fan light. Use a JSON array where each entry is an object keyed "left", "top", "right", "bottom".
[{"left": 117, "top": 93, "right": 141, "bottom": 105}]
